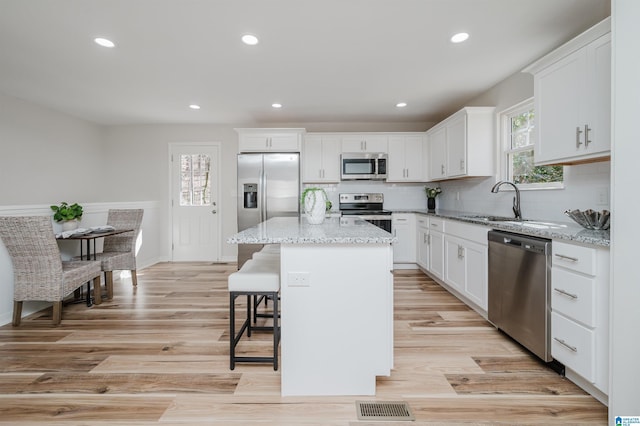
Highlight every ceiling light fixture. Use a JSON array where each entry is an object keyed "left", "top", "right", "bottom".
[
  {"left": 272, "top": 103, "right": 282, "bottom": 108},
  {"left": 94, "top": 37, "right": 115, "bottom": 48},
  {"left": 241, "top": 34, "right": 259, "bottom": 45},
  {"left": 189, "top": 104, "right": 201, "bottom": 110},
  {"left": 396, "top": 102, "right": 407, "bottom": 108},
  {"left": 450, "top": 32, "right": 469, "bottom": 43}
]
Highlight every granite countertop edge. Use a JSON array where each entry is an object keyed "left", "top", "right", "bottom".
[
  {"left": 391, "top": 209, "right": 610, "bottom": 247},
  {"left": 227, "top": 217, "right": 397, "bottom": 245}
]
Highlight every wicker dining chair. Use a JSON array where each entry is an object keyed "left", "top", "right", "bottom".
[
  {"left": 0, "top": 216, "right": 102, "bottom": 326},
  {"left": 93, "top": 209, "right": 144, "bottom": 299}
]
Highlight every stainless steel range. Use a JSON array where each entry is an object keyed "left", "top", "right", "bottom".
[{"left": 339, "top": 193, "right": 392, "bottom": 233}]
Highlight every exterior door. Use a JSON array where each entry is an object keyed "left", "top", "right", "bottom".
[{"left": 170, "top": 143, "right": 220, "bottom": 261}]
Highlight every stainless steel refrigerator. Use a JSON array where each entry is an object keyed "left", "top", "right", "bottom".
[{"left": 237, "top": 153, "right": 300, "bottom": 267}]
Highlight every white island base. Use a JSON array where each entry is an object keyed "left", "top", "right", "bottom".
[{"left": 280, "top": 243, "right": 393, "bottom": 396}]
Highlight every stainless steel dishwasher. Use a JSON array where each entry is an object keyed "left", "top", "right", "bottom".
[{"left": 488, "top": 230, "right": 552, "bottom": 362}]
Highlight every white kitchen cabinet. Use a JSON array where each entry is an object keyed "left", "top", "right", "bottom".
[
  {"left": 236, "top": 128, "right": 304, "bottom": 152},
  {"left": 550, "top": 240, "right": 609, "bottom": 395},
  {"left": 428, "top": 126, "right": 447, "bottom": 180},
  {"left": 416, "top": 215, "right": 429, "bottom": 270},
  {"left": 303, "top": 134, "right": 341, "bottom": 183},
  {"left": 426, "top": 107, "right": 494, "bottom": 181},
  {"left": 387, "top": 134, "right": 426, "bottom": 182},
  {"left": 524, "top": 18, "right": 611, "bottom": 165},
  {"left": 427, "top": 218, "right": 445, "bottom": 280},
  {"left": 392, "top": 213, "right": 416, "bottom": 265},
  {"left": 341, "top": 134, "right": 388, "bottom": 153},
  {"left": 443, "top": 220, "right": 489, "bottom": 311}
]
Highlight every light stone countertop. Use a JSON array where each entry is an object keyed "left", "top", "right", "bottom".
[
  {"left": 392, "top": 209, "right": 610, "bottom": 247},
  {"left": 227, "top": 216, "right": 396, "bottom": 245}
]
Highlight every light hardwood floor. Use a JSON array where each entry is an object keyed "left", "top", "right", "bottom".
[{"left": 0, "top": 262, "right": 607, "bottom": 425}]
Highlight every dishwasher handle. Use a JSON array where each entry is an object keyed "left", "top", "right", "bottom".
[{"left": 488, "top": 230, "right": 550, "bottom": 255}]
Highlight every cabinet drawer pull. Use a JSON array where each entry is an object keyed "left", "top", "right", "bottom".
[
  {"left": 584, "top": 124, "right": 592, "bottom": 147},
  {"left": 554, "top": 337, "right": 578, "bottom": 353},
  {"left": 554, "top": 253, "right": 579, "bottom": 262},
  {"left": 554, "top": 288, "right": 578, "bottom": 299},
  {"left": 575, "top": 126, "right": 583, "bottom": 148}
]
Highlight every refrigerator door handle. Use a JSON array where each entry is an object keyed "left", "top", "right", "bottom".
[
  {"left": 262, "top": 172, "right": 268, "bottom": 221},
  {"left": 259, "top": 168, "right": 265, "bottom": 222}
]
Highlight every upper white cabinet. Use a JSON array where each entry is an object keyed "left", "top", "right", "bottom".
[
  {"left": 236, "top": 128, "right": 304, "bottom": 153},
  {"left": 427, "top": 107, "right": 495, "bottom": 181},
  {"left": 387, "top": 134, "right": 426, "bottom": 182},
  {"left": 303, "top": 134, "right": 341, "bottom": 183},
  {"left": 523, "top": 18, "right": 611, "bottom": 165},
  {"left": 341, "top": 134, "right": 388, "bottom": 153}
]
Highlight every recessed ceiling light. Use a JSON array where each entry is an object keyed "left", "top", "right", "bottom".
[
  {"left": 396, "top": 102, "right": 407, "bottom": 108},
  {"left": 189, "top": 104, "right": 201, "bottom": 110},
  {"left": 450, "top": 32, "right": 469, "bottom": 43},
  {"left": 272, "top": 103, "right": 282, "bottom": 108},
  {"left": 94, "top": 37, "right": 115, "bottom": 48},
  {"left": 241, "top": 34, "right": 259, "bottom": 45}
]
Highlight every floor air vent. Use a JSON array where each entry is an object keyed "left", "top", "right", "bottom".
[{"left": 356, "top": 401, "right": 415, "bottom": 421}]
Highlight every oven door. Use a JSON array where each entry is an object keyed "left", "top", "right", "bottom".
[{"left": 357, "top": 215, "right": 392, "bottom": 233}]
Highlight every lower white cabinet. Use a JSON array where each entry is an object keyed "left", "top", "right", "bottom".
[
  {"left": 443, "top": 221, "right": 489, "bottom": 311},
  {"left": 419, "top": 217, "right": 489, "bottom": 313},
  {"left": 416, "top": 215, "right": 429, "bottom": 270},
  {"left": 427, "top": 218, "right": 445, "bottom": 280},
  {"left": 392, "top": 213, "right": 416, "bottom": 264},
  {"left": 551, "top": 240, "right": 609, "bottom": 395}
]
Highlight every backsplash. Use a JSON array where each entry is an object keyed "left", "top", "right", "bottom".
[
  {"left": 311, "top": 161, "right": 611, "bottom": 223},
  {"left": 437, "top": 161, "right": 611, "bottom": 222}
]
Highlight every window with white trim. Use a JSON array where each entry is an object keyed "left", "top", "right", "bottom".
[{"left": 502, "top": 99, "right": 563, "bottom": 189}]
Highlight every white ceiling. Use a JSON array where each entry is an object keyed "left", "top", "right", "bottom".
[{"left": 0, "top": 0, "right": 610, "bottom": 126}]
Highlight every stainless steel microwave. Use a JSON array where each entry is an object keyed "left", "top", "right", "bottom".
[{"left": 340, "top": 153, "right": 388, "bottom": 180}]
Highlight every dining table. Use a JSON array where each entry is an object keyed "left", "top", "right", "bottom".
[{"left": 56, "top": 227, "right": 133, "bottom": 306}]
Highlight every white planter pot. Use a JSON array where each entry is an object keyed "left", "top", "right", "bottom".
[
  {"left": 304, "top": 190, "right": 327, "bottom": 225},
  {"left": 61, "top": 219, "right": 79, "bottom": 231}
]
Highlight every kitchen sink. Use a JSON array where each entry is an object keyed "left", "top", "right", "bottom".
[{"left": 462, "top": 215, "right": 524, "bottom": 222}]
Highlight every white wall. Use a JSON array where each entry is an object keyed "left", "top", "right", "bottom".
[
  {"left": 0, "top": 93, "right": 164, "bottom": 326},
  {"left": 610, "top": 0, "right": 640, "bottom": 419},
  {"left": 0, "top": 92, "right": 107, "bottom": 204},
  {"left": 433, "top": 71, "right": 611, "bottom": 222}
]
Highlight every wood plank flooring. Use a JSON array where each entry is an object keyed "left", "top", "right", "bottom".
[{"left": 0, "top": 262, "right": 607, "bottom": 425}]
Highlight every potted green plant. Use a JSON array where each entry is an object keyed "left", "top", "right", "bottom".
[
  {"left": 50, "top": 202, "right": 83, "bottom": 231},
  {"left": 424, "top": 187, "right": 442, "bottom": 211},
  {"left": 300, "top": 187, "right": 329, "bottom": 224}
]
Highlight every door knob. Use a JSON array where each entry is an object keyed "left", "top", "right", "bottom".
[{"left": 211, "top": 210, "right": 217, "bottom": 214}]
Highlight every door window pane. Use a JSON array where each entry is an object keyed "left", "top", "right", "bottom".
[{"left": 180, "top": 154, "right": 211, "bottom": 206}]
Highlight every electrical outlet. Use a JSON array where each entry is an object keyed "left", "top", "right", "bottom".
[
  {"left": 288, "top": 272, "right": 310, "bottom": 287},
  {"left": 596, "top": 186, "right": 609, "bottom": 206}
]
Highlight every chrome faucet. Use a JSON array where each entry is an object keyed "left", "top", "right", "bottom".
[{"left": 491, "top": 181, "right": 522, "bottom": 220}]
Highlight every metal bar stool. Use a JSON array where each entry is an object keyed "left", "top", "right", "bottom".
[{"left": 229, "top": 258, "right": 281, "bottom": 370}]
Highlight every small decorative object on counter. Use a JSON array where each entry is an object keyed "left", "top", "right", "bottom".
[
  {"left": 301, "top": 187, "right": 328, "bottom": 224},
  {"left": 424, "top": 187, "right": 442, "bottom": 211},
  {"left": 50, "top": 201, "right": 83, "bottom": 231},
  {"left": 564, "top": 209, "right": 610, "bottom": 230}
]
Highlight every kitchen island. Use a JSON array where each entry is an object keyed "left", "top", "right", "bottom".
[{"left": 227, "top": 216, "right": 396, "bottom": 396}]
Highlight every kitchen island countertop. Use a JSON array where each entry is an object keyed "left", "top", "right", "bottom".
[{"left": 227, "top": 216, "right": 396, "bottom": 245}]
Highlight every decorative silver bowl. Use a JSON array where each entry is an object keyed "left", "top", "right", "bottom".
[{"left": 564, "top": 209, "right": 610, "bottom": 230}]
